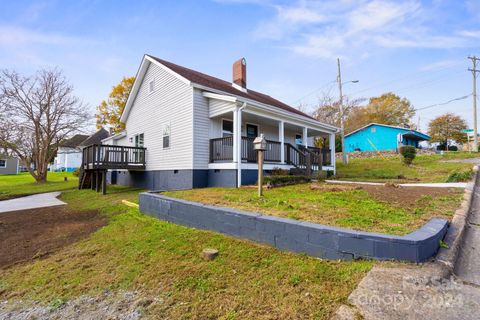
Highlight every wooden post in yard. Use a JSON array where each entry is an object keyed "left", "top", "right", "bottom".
[
  {"left": 102, "top": 170, "right": 107, "bottom": 195},
  {"left": 253, "top": 134, "right": 267, "bottom": 197},
  {"left": 258, "top": 149, "right": 264, "bottom": 197},
  {"left": 95, "top": 171, "right": 100, "bottom": 192}
]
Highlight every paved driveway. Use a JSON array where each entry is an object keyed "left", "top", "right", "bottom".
[{"left": 0, "top": 192, "right": 66, "bottom": 213}]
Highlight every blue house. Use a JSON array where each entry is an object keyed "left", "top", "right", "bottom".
[{"left": 344, "top": 123, "right": 431, "bottom": 153}]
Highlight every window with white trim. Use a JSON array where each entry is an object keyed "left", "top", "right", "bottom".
[
  {"left": 148, "top": 79, "right": 155, "bottom": 93},
  {"left": 0, "top": 159, "right": 6, "bottom": 168},
  {"left": 163, "top": 124, "right": 171, "bottom": 149},
  {"left": 222, "top": 119, "right": 233, "bottom": 137}
]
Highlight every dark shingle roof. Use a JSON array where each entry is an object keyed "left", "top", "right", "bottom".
[
  {"left": 79, "top": 128, "right": 110, "bottom": 147},
  {"left": 60, "top": 134, "right": 89, "bottom": 148},
  {"left": 146, "top": 55, "right": 315, "bottom": 120}
]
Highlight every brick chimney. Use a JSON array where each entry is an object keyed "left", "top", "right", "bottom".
[{"left": 232, "top": 58, "right": 247, "bottom": 89}]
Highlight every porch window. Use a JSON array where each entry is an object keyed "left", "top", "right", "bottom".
[
  {"left": 222, "top": 119, "right": 233, "bottom": 137},
  {"left": 0, "top": 159, "right": 6, "bottom": 168},
  {"left": 295, "top": 134, "right": 302, "bottom": 145},
  {"left": 163, "top": 124, "right": 171, "bottom": 149},
  {"left": 246, "top": 123, "right": 258, "bottom": 138}
]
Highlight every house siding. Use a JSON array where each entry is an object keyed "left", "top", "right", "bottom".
[
  {"left": 193, "top": 89, "right": 210, "bottom": 169},
  {"left": 122, "top": 62, "right": 194, "bottom": 170},
  {"left": 0, "top": 156, "right": 18, "bottom": 175}
]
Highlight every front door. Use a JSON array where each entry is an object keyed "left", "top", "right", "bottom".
[{"left": 246, "top": 124, "right": 259, "bottom": 162}]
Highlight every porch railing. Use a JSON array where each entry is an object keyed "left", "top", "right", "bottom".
[
  {"left": 209, "top": 136, "right": 331, "bottom": 167},
  {"left": 82, "top": 144, "right": 146, "bottom": 170}
]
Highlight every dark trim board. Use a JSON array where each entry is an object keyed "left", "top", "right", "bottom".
[{"left": 108, "top": 169, "right": 263, "bottom": 190}]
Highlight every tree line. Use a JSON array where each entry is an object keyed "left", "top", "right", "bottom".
[{"left": 312, "top": 92, "right": 468, "bottom": 150}]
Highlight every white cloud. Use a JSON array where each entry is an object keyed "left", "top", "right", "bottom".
[
  {"left": 249, "top": 0, "right": 480, "bottom": 60},
  {"left": 419, "top": 59, "right": 462, "bottom": 71},
  {"left": 0, "top": 25, "right": 94, "bottom": 47}
]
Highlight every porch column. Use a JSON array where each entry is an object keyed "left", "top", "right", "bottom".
[
  {"left": 329, "top": 133, "right": 336, "bottom": 174},
  {"left": 279, "top": 121, "right": 285, "bottom": 163},
  {"left": 233, "top": 110, "right": 238, "bottom": 163},
  {"left": 236, "top": 108, "right": 243, "bottom": 188},
  {"left": 303, "top": 127, "right": 308, "bottom": 147}
]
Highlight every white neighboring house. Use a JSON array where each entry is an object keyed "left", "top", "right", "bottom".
[
  {"left": 52, "top": 129, "right": 109, "bottom": 172},
  {"left": 97, "top": 54, "right": 339, "bottom": 190}
]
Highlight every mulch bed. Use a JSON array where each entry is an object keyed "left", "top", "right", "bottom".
[
  {"left": 0, "top": 206, "right": 107, "bottom": 269},
  {"left": 312, "top": 183, "right": 460, "bottom": 209}
]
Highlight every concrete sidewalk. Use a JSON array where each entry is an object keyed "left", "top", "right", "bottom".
[
  {"left": 326, "top": 180, "right": 467, "bottom": 188},
  {"left": 0, "top": 192, "right": 66, "bottom": 213},
  {"left": 334, "top": 173, "right": 480, "bottom": 319}
]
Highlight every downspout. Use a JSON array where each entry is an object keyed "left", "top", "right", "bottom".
[{"left": 237, "top": 102, "right": 247, "bottom": 188}]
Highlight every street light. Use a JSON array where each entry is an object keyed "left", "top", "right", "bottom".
[{"left": 337, "top": 58, "right": 359, "bottom": 165}]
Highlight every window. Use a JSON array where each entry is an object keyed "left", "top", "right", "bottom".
[
  {"left": 246, "top": 124, "right": 258, "bottom": 138},
  {"left": 148, "top": 79, "right": 155, "bottom": 93},
  {"left": 163, "top": 124, "right": 171, "bottom": 149},
  {"left": 222, "top": 119, "right": 233, "bottom": 137},
  {"left": 295, "top": 134, "right": 302, "bottom": 145},
  {"left": 0, "top": 159, "right": 6, "bottom": 168}
]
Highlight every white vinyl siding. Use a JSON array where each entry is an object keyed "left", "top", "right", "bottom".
[
  {"left": 123, "top": 62, "right": 194, "bottom": 170},
  {"left": 209, "top": 99, "right": 235, "bottom": 118},
  {"left": 192, "top": 89, "right": 210, "bottom": 169}
]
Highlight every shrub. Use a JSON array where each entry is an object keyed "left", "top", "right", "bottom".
[
  {"left": 446, "top": 169, "right": 473, "bottom": 182},
  {"left": 399, "top": 145, "right": 416, "bottom": 165},
  {"left": 269, "top": 167, "right": 290, "bottom": 176},
  {"left": 313, "top": 170, "right": 328, "bottom": 181},
  {"left": 437, "top": 144, "right": 458, "bottom": 151},
  {"left": 263, "top": 175, "right": 311, "bottom": 188},
  {"left": 72, "top": 168, "right": 80, "bottom": 177}
]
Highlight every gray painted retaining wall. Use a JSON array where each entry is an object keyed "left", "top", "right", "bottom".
[{"left": 139, "top": 192, "right": 449, "bottom": 262}]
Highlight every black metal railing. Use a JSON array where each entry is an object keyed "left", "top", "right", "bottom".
[
  {"left": 210, "top": 136, "right": 281, "bottom": 163},
  {"left": 82, "top": 144, "right": 146, "bottom": 170}
]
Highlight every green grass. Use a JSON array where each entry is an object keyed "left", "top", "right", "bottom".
[
  {"left": 336, "top": 152, "right": 477, "bottom": 183},
  {"left": 0, "top": 172, "right": 78, "bottom": 200},
  {"left": 164, "top": 184, "right": 463, "bottom": 235},
  {"left": 0, "top": 187, "right": 373, "bottom": 319}
]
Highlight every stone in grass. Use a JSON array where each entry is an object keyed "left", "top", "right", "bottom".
[{"left": 202, "top": 248, "right": 219, "bottom": 261}]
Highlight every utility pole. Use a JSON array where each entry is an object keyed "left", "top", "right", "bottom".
[
  {"left": 468, "top": 56, "right": 479, "bottom": 152},
  {"left": 337, "top": 58, "right": 347, "bottom": 165}
]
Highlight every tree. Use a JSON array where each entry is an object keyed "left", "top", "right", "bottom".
[
  {"left": 361, "top": 92, "right": 415, "bottom": 127},
  {"left": 428, "top": 113, "right": 467, "bottom": 150},
  {"left": 0, "top": 69, "right": 90, "bottom": 183},
  {"left": 96, "top": 76, "right": 135, "bottom": 133}
]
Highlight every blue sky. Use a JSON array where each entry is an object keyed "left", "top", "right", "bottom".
[{"left": 1, "top": 0, "right": 479, "bottom": 132}]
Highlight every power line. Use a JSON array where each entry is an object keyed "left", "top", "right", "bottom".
[
  {"left": 290, "top": 79, "right": 336, "bottom": 105},
  {"left": 349, "top": 62, "right": 463, "bottom": 96},
  {"left": 414, "top": 94, "right": 472, "bottom": 111}
]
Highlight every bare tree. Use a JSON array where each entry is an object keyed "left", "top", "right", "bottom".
[{"left": 0, "top": 69, "right": 90, "bottom": 183}]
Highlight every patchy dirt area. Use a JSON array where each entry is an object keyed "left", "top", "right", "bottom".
[
  {"left": 355, "top": 184, "right": 461, "bottom": 209},
  {"left": 0, "top": 206, "right": 107, "bottom": 269}
]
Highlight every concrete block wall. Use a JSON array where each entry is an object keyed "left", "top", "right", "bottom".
[{"left": 139, "top": 192, "right": 449, "bottom": 262}]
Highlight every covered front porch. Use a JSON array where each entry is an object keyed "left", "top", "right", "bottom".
[{"left": 204, "top": 92, "right": 338, "bottom": 187}]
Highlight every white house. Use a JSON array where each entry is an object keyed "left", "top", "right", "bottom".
[
  {"left": 97, "top": 54, "right": 339, "bottom": 190},
  {"left": 52, "top": 129, "right": 109, "bottom": 172}
]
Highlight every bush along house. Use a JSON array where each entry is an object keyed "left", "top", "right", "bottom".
[
  {"left": 80, "top": 54, "right": 339, "bottom": 192},
  {"left": 344, "top": 123, "right": 431, "bottom": 153}
]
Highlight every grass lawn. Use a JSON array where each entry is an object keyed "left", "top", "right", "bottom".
[
  {"left": 0, "top": 187, "right": 374, "bottom": 319},
  {"left": 335, "top": 152, "right": 477, "bottom": 183},
  {"left": 164, "top": 183, "right": 463, "bottom": 235},
  {"left": 0, "top": 172, "right": 78, "bottom": 200}
]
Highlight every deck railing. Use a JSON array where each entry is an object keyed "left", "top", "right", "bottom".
[
  {"left": 82, "top": 144, "right": 146, "bottom": 170},
  {"left": 209, "top": 137, "right": 331, "bottom": 167},
  {"left": 210, "top": 136, "right": 282, "bottom": 163}
]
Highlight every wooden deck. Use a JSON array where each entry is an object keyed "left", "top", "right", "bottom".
[{"left": 82, "top": 144, "right": 146, "bottom": 170}]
